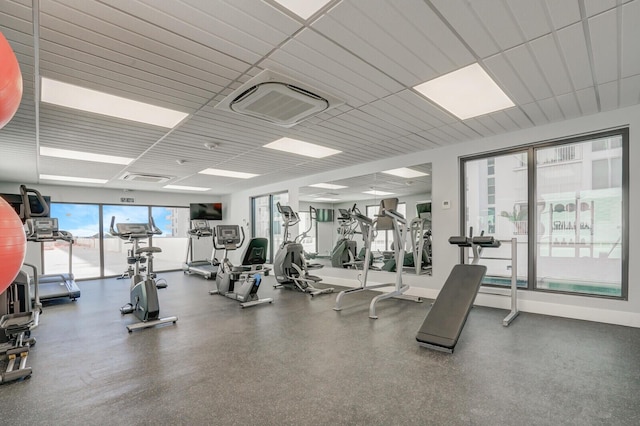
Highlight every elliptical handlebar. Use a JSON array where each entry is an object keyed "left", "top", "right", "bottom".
[{"left": 294, "top": 206, "right": 317, "bottom": 244}]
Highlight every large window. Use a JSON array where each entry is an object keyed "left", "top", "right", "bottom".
[
  {"left": 535, "top": 135, "right": 625, "bottom": 297},
  {"left": 464, "top": 152, "right": 529, "bottom": 285},
  {"left": 462, "top": 129, "right": 628, "bottom": 298},
  {"left": 41, "top": 202, "right": 190, "bottom": 280},
  {"left": 103, "top": 205, "right": 150, "bottom": 277},
  {"left": 44, "top": 203, "right": 100, "bottom": 279}
]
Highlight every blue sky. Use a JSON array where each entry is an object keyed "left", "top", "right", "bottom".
[{"left": 51, "top": 204, "right": 174, "bottom": 237}]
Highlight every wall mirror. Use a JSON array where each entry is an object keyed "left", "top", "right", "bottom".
[{"left": 298, "top": 163, "right": 432, "bottom": 276}]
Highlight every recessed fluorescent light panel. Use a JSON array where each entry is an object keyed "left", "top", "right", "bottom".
[
  {"left": 40, "top": 174, "right": 107, "bottom": 184},
  {"left": 41, "top": 77, "right": 189, "bottom": 128},
  {"left": 263, "top": 137, "right": 341, "bottom": 159},
  {"left": 309, "top": 183, "right": 348, "bottom": 190},
  {"left": 199, "top": 168, "right": 259, "bottom": 179},
  {"left": 164, "top": 185, "right": 210, "bottom": 192},
  {"left": 272, "top": 0, "right": 332, "bottom": 19},
  {"left": 363, "top": 190, "right": 394, "bottom": 196},
  {"left": 413, "top": 63, "right": 514, "bottom": 120},
  {"left": 313, "top": 197, "right": 340, "bottom": 202},
  {"left": 382, "top": 168, "right": 429, "bottom": 178},
  {"left": 40, "top": 147, "right": 133, "bottom": 165}
]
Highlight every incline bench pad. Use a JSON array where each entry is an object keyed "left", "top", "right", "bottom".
[{"left": 416, "top": 264, "right": 487, "bottom": 349}]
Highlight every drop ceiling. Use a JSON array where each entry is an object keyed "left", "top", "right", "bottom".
[{"left": 1, "top": 0, "right": 638, "bottom": 194}]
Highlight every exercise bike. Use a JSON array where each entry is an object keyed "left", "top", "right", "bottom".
[
  {"left": 209, "top": 225, "right": 273, "bottom": 308},
  {"left": 110, "top": 216, "right": 177, "bottom": 332}
]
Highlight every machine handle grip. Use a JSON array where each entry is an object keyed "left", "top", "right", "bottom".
[
  {"left": 19, "top": 184, "right": 50, "bottom": 218},
  {"left": 149, "top": 216, "right": 163, "bottom": 235},
  {"left": 109, "top": 216, "right": 118, "bottom": 236}
]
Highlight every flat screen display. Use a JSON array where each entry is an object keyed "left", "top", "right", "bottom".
[
  {"left": 190, "top": 203, "right": 222, "bottom": 220},
  {"left": 416, "top": 202, "right": 432, "bottom": 218}
]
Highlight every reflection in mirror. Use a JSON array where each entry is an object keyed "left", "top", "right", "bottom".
[{"left": 299, "top": 163, "right": 432, "bottom": 276}]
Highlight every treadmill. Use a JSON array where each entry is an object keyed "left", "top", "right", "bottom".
[
  {"left": 25, "top": 217, "right": 81, "bottom": 302},
  {"left": 20, "top": 185, "right": 80, "bottom": 302},
  {"left": 182, "top": 219, "right": 219, "bottom": 279}
]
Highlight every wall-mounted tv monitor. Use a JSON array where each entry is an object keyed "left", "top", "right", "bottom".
[
  {"left": 316, "top": 208, "right": 334, "bottom": 222},
  {"left": 0, "top": 193, "right": 51, "bottom": 223},
  {"left": 416, "top": 202, "right": 432, "bottom": 219},
  {"left": 190, "top": 203, "right": 222, "bottom": 220}
]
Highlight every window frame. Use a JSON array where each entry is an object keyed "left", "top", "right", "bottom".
[{"left": 460, "top": 128, "right": 629, "bottom": 300}]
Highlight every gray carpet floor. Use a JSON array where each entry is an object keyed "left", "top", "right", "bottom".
[{"left": 1, "top": 271, "right": 639, "bottom": 425}]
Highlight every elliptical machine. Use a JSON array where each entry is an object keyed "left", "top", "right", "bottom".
[
  {"left": 110, "top": 216, "right": 177, "bottom": 332},
  {"left": 330, "top": 204, "right": 359, "bottom": 268},
  {"left": 273, "top": 203, "right": 334, "bottom": 297},
  {"left": 209, "top": 225, "right": 272, "bottom": 308}
]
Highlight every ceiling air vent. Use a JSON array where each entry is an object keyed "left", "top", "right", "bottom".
[
  {"left": 120, "top": 173, "right": 173, "bottom": 183},
  {"left": 216, "top": 70, "right": 344, "bottom": 128}
]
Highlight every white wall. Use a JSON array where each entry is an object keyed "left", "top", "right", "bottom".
[{"left": 227, "top": 104, "right": 640, "bottom": 328}]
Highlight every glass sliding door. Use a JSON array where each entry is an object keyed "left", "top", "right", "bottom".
[
  {"left": 45, "top": 203, "right": 101, "bottom": 279},
  {"left": 535, "top": 134, "right": 625, "bottom": 297},
  {"left": 463, "top": 152, "right": 529, "bottom": 286}
]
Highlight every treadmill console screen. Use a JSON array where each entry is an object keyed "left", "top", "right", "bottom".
[
  {"left": 192, "top": 219, "right": 209, "bottom": 230},
  {"left": 34, "top": 218, "right": 58, "bottom": 232}
]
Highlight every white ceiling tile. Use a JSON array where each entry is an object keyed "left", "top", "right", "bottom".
[
  {"left": 504, "top": 45, "right": 553, "bottom": 100},
  {"left": 520, "top": 102, "right": 549, "bottom": 126},
  {"left": 545, "top": 0, "right": 581, "bottom": 29},
  {"left": 621, "top": 0, "right": 640, "bottom": 78},
  {"left": 537, "top": 98, "right": 565, "bottom": 122},
  {"left": 598, "top": 81, "right": 619, "bottom": 111},
  {"left": 589, "top": 9, "right": 619, "bottom": 84},
  {"left": 484, "top": 54, "right": 533, "bottom": 104},
  {"left": 470, "top": 0, "right": 524, "bottom": 50},
  {"left": 529, "top": 34, "right": 573, "bottom": 96},
  {"left": 490, "top": 110, "right": 521, "bottom": 133},
  {"left": 620, "top": 75, "right": 640, "bottom": 108},
  {"left": 505, "top": 107, "right": 534, "bottom": 128},
  {"left": 575, "top": 87, "right": 599, "bottom": 115},
  {"left": 392, "top": 0, "right": 474, "bottom": 68},
  {"left": 556, "top": 23, "right": 594, "bottom": 90},
  {"left": 463, "top": 119, "right": 494, "bottom": 137},
  {"left": 507, "top": 0, "right": 552, "bottom": 39},
  {"left": 584, "top": 0, "right": 617, "bottom": 17},
  {"left": 430, "top": 0, "right": 500, "bottom": 58},
  {"left": 473, "top": 115, "right": 506, "bottom": 135},
  {"left": 448, "top": 122, "right": 483, "bottom": 139},
  {"left": 556, "top": 93, "right": 582, "bottom": 119}
]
